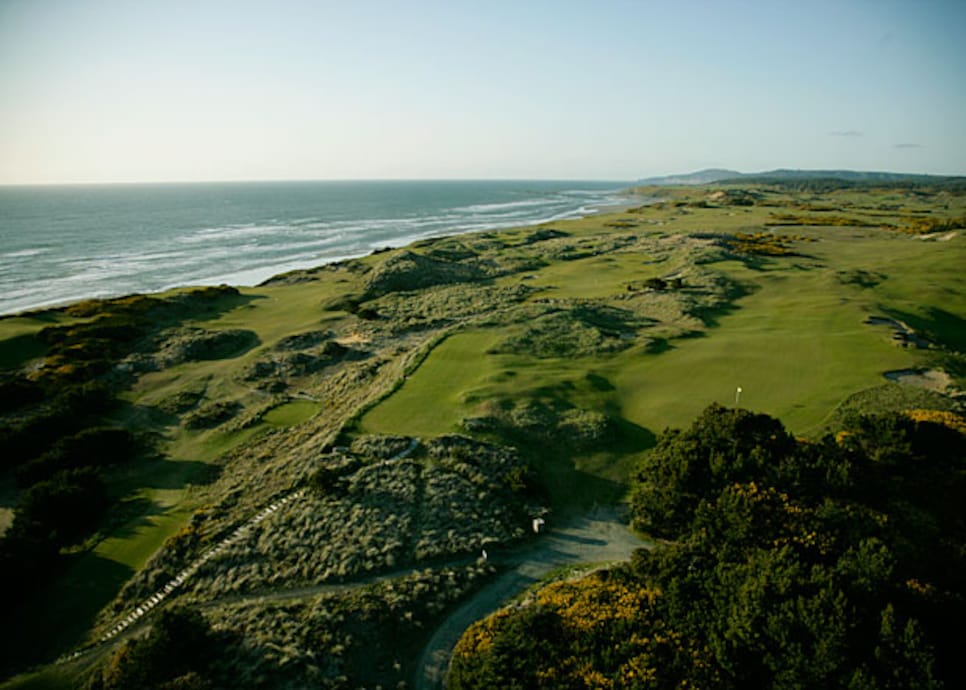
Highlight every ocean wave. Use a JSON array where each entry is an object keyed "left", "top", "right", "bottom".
[
  {"left": 0, "top": 181, "right": 629, "bottom": 315},
  {"left": 177, "top": 223, "right": 293, "bottom": 244},
  {"left": 455, "top": 197, "right": 560, "bottom": 214},
  {"left": 1, "top": 247, "right": 52, "bottom": 260}
]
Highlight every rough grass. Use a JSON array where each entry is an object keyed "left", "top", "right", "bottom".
[
  {"left": 1, "top": 183, "right": 963, "bottom": 683},
  {"left": 359, "top": 194, "right": 964, "bottom": 500}
]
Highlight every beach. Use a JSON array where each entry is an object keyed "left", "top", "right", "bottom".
[{"left": 0, "top": 180, "right": 628, "bottom": 316}]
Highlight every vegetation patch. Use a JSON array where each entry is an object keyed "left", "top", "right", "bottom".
[
  {"left": 145, "top": 564, "right": 495, "bottom": 690},
  {"left": 108, "top": 435, "right": 537, "bottom": 609},
  {"left": 364, "top": 251, "right": 488, "bottom": 297},
  {"left": 364, "top": 283, "right": 537, "bottom": 334},
  {"left": 768, "top": 212, "right": 880, "bottom": 227},
  {"left": 724, "top": 230, "right": 807, "bottom": 256},
  {"left": 463, "top": 397, "right": 611, "bottom": 454},
  {"left": 901, "top": 215, "right": 966, "bottom": 235},
  {"left": 707, "top": 188, "right": 760, "bottom": 206},
  {"left": 244, "top": 340, "right": 354, "bottom": 390},
  {"left": 183, "top": 401, "right": 243, "bottom": 430},
  {"left": 272, "top": 329, "right": 332, "bottom": 351},
  {"left": 15, "top": 427, "right": 139, "bottom": 488},
  {"left": 836, "top": 268, "right": 886, "bottom": 288},
  {"left": 827, "top": 382, "right": 956, "bottom": 430},
  {"left": 152, "top": 328, "right": 259, "bottom": 368},
  {"left": 86, "top": 607, "right": 216, "bottom": 690},
  {"left": 489, "top": 304, "right": 642, "bottom": 358},
  {"left": 156, "top": 381, "right": 208, "bottom": 414},
  {"left": 451, "top": 405, "right": 966, "bottom": 689}
]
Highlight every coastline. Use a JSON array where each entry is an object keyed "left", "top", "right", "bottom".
[
  {"left": 0, "top": 183, "right": 637, "bottom": 318},
  {"left": 0, "top": 181, "right": 633, "bottom": 319}
]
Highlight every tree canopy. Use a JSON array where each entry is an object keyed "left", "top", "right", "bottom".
[{"left": 449, "top": 405, "right": 966, "bottom": 689}]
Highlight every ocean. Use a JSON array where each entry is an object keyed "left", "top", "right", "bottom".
[{"left": 0, "top": 180, "right": 629, "bottom": 316}]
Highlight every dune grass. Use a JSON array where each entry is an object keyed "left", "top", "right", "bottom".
[
  {"left": 358, "top": 204, "right": 963, "bottom": 505},
  {"left": 1, "top": 184, "right": 963, "bottom": 684}
]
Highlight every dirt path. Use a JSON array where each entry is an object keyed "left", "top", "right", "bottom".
[
  {"left": 59, "top": 438, "right": 427, "bottom": 664},
  {"left": 54, "top": 502, "right": 646, "bottom": 688},
  {"left": 413, "top": 505, "right": 649, "bottom": 690}
]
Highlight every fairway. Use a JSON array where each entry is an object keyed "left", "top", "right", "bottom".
[
  {"left": 611, "top": 267, "right": 916, "bottom": 436},
  {"left": 359, "top": 219, "right": 962, "bottom": 484},
  {"left": 359, "top": 331, "right": 505, "bottom": 436},
  {"left": 1, "top": 182, "right": 963, "bottom": 686}
]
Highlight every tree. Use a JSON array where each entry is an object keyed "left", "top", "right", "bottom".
[
  {"left": 10, "top": 467, "right": 107, "bottom": 547},
  {"left": 92, "top": 607, "right": 215, "bottom": 690}
]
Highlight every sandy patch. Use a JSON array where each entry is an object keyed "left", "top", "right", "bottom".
[
  {"left": 883, "top": 368, "right": 953, "bottom": 393},
  {"left": 863, "top": 315, "right": 932, "bottom": 349},
  {"left": 917, "top": 230, "right": 959, "bottom": 242},
  {"left": 336, "top": 332, "right": 371, "bottom": 346}
]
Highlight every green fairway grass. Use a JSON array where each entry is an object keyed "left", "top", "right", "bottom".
[
  {"left": 359, "top": 204, "right": 963, "bottom": 504},
  {"left": 359, "top": 330, "right": 505, "bottom": 437},
  {"left": 263, "top": 399, "right": 321, "bottom": 427},
  {"left": 1, "top": 184, "right": 963, "bottom": 684}
]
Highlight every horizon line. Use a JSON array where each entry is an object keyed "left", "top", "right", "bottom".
[
  {"left": 0, "top": 176, "right": 636, "bottom": 189},
  {"left": 3, "top": 167, "right": 966, "bottom": 188}
]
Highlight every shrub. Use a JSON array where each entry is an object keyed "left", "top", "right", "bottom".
[
  {"left": 453, "top": 405, "right": 966, "bottom": 689},
  {"left": 16, "top": 427, "right": 138, "bottom": 486},
  {"left": 0, "top": 376, "right": 44, "bottom": 413},
  {"left": 183, "top": 401, "right": 242, "bottom": 430},
  {"left": 365, "top": 251, "right": 486, "bottom": 298},
  {"left": 91, "top": 607, "right": 216, "bottom": 690},
  {"left": 10, "top": 467, "right": 108, "bottom": 547}
]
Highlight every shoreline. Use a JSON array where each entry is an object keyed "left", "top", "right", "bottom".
[{"left": 1, "top": 191, "right": 639, "bottom": 320}]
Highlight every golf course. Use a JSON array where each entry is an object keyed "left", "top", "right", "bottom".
[{"left": 0, "top": 178, "right": 963, "bottom": 688}]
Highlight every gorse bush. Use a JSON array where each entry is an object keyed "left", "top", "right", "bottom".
[
  {"left": 7, "top": 467, "right": 108, "bottom": 548},
  {"left": 88, "top": 607, "right": 216, "bottom": 690},
  {"left": 15, "top": 427, "right": 138, "bottom": 487},
  {"left": 451, "top": 405, "right": 966, "bottom": 689}
]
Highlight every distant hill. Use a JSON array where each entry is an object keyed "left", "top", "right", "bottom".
[
  {"left": 638, "top": 168, "right": 966, "bottom": 187},
  {"left": 635, "top": 168, "right": 741, "bottom": 186}
]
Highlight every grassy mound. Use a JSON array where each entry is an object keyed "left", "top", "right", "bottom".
[
  {"left": 489, "top": 304, "right": 644, "bottom": 358},
  {"left": 1, "top": 182, "right": 964, "bottom": 685},
  {"left": 364, "top": 251, "right": 487, "bottom": 297}
]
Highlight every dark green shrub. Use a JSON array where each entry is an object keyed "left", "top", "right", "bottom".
[
  {"left": 0, "top": 376, "right": 43, "bottom": 413},
  {"left": 91, "top": 607, "right": 216, "bottom": 690},
  {"left": 16, "top": 427, "right": 138, "bottom": 486},
  {"left": 10, "top": 467, "right": 108, "bottom": 547}
]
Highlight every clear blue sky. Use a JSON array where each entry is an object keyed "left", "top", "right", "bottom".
[{"left": 1, "top": 0, "right": 964, "bottom": 183}]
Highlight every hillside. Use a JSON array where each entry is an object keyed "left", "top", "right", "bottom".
[
  {"left": 0, "top": 181, "right": 963, "bottom": 688},
  {"left": 638, "top": 167, "right": 966, "bottom": 189},
  {"left": 449, "top": 405, "right": 966, "bottom": 689}
]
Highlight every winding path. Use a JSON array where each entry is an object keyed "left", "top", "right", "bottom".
[
  {"left": 56, "top": 439, "right": 424, "bottom": 665},
  {"left": 413, "top": 505, "right": 649, "bottom": 690},
  {"left": 55, "top": 438, "right": 645, "bottom": 690}
]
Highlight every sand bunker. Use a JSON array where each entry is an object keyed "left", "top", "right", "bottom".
[
  {"left": 917, "top": 230, "right": 959, "bottom": 242},
  {"left": 883, "top": 368, "right": 953, "bottom": 393},
  {"left": 864, "top": 315, "right": 932, "bottom": 349},
  {"left": 336, "top": 332, "right": 371, "bottom": 346}
]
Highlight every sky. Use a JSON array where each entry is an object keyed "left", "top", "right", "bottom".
[{"left": 1, "top": 0, "right": 964, "bottom": 184}]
